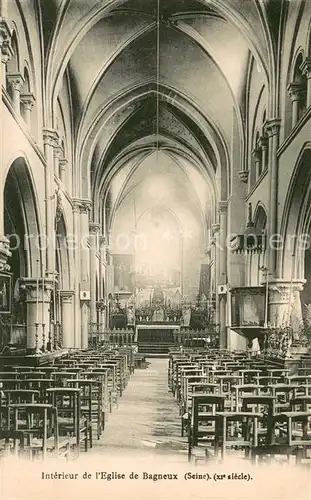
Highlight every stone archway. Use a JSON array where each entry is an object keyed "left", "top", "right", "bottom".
[{"left": 3, "top": 157, "right": 41, "bottom": 348}]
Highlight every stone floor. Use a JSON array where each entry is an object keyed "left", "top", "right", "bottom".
[{"left": 93, "top": 358, "right": 188, "bottom": 461}]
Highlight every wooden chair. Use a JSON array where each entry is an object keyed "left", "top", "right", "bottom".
[
  {"left": 46, "top": 387, "right": 92, "bottom": 456},
  {"left": 7, "top": 403, "right": 71, "bottom": 460}
]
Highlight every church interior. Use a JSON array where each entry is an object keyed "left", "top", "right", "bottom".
[{"left": 0, "top": 0, "right": 311, "bottom": 474}]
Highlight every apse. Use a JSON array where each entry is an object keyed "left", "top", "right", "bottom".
[{"left": 109, "top": 151, "right": 206, "bottom": 301}]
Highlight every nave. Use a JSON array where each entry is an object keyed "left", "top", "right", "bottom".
[{"left": 1, "top": 344, "right": 311, "bottom": 469}]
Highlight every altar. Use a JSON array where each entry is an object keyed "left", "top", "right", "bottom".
[{"left": 135, "top": 323, "right": 180, "bottom": 343}]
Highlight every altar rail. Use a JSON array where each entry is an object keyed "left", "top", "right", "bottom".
[
  {"left": 173, "top": 328, "right": 218, "bottom": 348},
  {"left": 89, "top": 328, "right": 134, "bottom": 348}
]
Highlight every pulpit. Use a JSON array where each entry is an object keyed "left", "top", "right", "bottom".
[{"left": 231, "top": 287, "right": 266, "bottom": 343}]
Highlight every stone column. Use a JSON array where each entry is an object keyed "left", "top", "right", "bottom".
[
  {"left": 60, "top": 291, "right": 75, "bottom": 348},
  {"left": 266, "top": 119, "right": 281, "bottom": 277},
  {"left": 251, "top": 147, "right": 261, "bottom": 182},
  {"left": 43, "top": 129, "right": 59, "bottom": 278},
  {"left": 79, "top": 200, "right": 92, "bottom": 349},
  {"left": 24, "top": 277, "right": 53, "bottom": 352},
  {"left": 6, "top": 73, "right": 24, "bottom": 112},
  {"left": 20, "top": 93, "right": 35, "bottom": 128},
  {"left": 72, "top": 201, "right": 81, "bottom": 348},
  {"left": 300, "top": 58, "right": 311, "bottom": 109},
  {"left": 99, "top": 235, "right": 107, "bottom": 327},
  {"left": 287, "top": 83, "right": 302, "bottom": 128},
  {"left": 212, "top": 223, "right": 220, "bottom": 326},
  {"left": 259, "top": 136, "right": 268, "bottom": 173},
  {"left": 89, "top": 222, "right": 100, "bottom": 328},
  {"left": 268, "top": 280, "right": 305, "bottom": 329},
  {"left": 218, "top": 202, "right": 228, "bottom": 349}
]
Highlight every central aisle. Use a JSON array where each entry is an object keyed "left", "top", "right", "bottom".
[{"left": 94, "top": 358, "right": 188, "bottom": 459}]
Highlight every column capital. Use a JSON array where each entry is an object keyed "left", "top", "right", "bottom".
[
  {"left": 238, "top": 170, "right": 249, "bottom": 183},
  {"left": 0, "top": 19, "right": 12, "bottom": 49},
  {"left": 20, "top": 92, "right": 35, "bottom": 111},
  {"left": 300, "top": 58, "right": 311, "bottom": 78},
  {"left": 265, "top": 118, "right": 281, "bottom": 136},
  {"left": 60, "top": 290, "right": 75, "bottom": 304},
  {"left": 6, "top": 72, "right": 24, "bottom": 91},
  {"left": 218, "top": 201, "right": 228, "bottom": 214},
  {"left": 287, "top": 82, "right": 304, "bottom": 102},
  {"left": 1, "top": 38, "right": 13, "bottom": 65},
  {"left": 211, "top": 223, "right": 220, "bottom": 236},
  {"left": 267, "top": 279, "right": 306, "bottom": 302},
  {"left": 89, "top": 222, "right": 100, "bottom": 234},
  {"left": 43, "top": 128, "right": 59, "bottom": 148},
  {"left": 59, "top": 158, "right": 68, "bottom": 171},
  {"left": 72, "top": 198, "right": 92, "bottom": 214}
]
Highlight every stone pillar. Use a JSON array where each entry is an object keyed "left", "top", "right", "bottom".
[
  {"left": 6, "top": 73, "right": 24, "bottom": 112},
  {"left": 72, "top": 201, "right": 81, "bottom": 348},
  {"left": 60, "top": 291, "right": 75, "bottom": 348},
  {"left": 259, "top": 136, "right": 268, "bottom": 173},
  {"left": 89, "top": 222, "right": 100, "bottom": 327},
  {"left": 24, "top": 277, "right": 53, "bottom": 352},
  {"left": 266, "top": 119, "right": 281, "bottom": 277},
  {"left": 287, "top": 83, "right": 302, "bottom": 128},
  {"left": 20, "top": 93, "right": 35, "bottom": 128},
  {"left": 268, "top": 280, "right": 305, "bottom": 328},
  {"left": 251, "top": 147, "right": 261, "bottom": 182},
  {"left": 43, "top": 129, "right": 59, "bottom": 277},
  {"left": 300, "top": 58, "right": 311, "bottom": 108},
  {"left": 99, "top": 235, "right": 107, "bottom": 327},
  {"left": 218, "top": 202, "right": 228, "bottom": 349},
  {"left": 212, "top": 223, "right": 220, "bottom": 326},
  {"left": 79, "top": 200, "right": 92, "bottom": 349}
]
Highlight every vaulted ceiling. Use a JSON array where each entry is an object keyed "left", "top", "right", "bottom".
[{"left": 40, "top": 0, "right": 279, "bottom": 232}]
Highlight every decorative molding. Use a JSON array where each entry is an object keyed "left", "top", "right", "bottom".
[
  {"left": 72, "top": 198, "right": 92, "bottom": 214},
  {"left": 266, "top": 118, "right": 281, "bottom": 137},
  {"left": 0, "top": 236, "right": 11, "bottom": 272},
  {"left": 238, "top": 170, "right": 249, "bottom": 183},
  {"left": 89, "top": 222, "right": 100, "bottom": 234},
  {"left": 60, "top": 290, "right": 75, "bottom": 304},
  {"left": 6, "top": 72, "right": 24, "bottom": 91},
  {"left": 300, "top": 58, "right": 311, "bottom": 78},
  {"left": 287, "top": 82, "right": 304, "bottom": 102},
  {"left": 218, "top": 201, "right": 228, "bottom": 214},
  {"left": 42, "top": 128, "right": 59, "bottom": 148},
  {"left": 211, "top": 223, "right": 220, "bottom": 236},
  {"left": 20, "top": 92, "right": 35, "bottom": 111}
]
